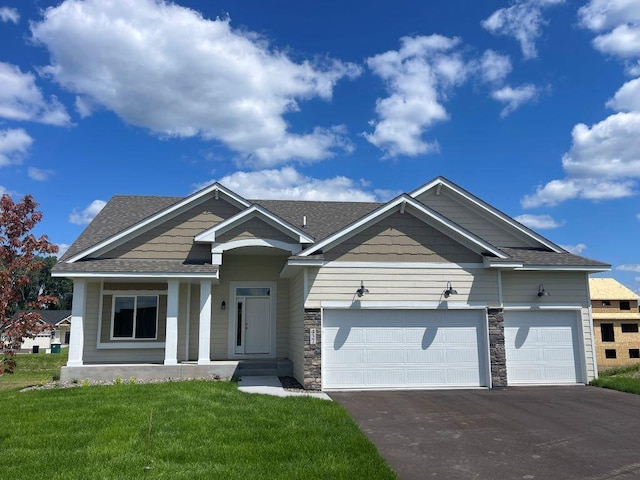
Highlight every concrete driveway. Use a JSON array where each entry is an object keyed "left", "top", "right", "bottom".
[{"left": 331, "top": 386, "right": 640, "bottom": 480}]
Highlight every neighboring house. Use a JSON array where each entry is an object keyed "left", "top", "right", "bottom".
[
  {"left": 589, "top": 278, "right": 640, "bottom": 370},
  {"left": 7, "top": 310, "right": 72, "bottom": 352},
  {"left": 51, "top": 177, "right": 610, "bottom": 389}
]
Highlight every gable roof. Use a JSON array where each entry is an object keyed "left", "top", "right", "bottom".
[
  {"left": 10, "top": 310, "right": 72, "bottom": 326},
  {"left": 589, "top": 278, "right": 639, "bottom": 300}
]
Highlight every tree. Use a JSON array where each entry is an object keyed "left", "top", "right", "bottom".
[
  {"left": 0, "top": 194, "right": 59, "bottom": 374},
  {"left": 18, "top": 256, "right": 73, "bottom": 311}
]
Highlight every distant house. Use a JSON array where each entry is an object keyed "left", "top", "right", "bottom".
[
  {"left": 7, "top": 310, "right": 72, "bottom": 353},
  {"left": 52, "top": 177, "right": 610, "bottom": 389},
  {"left": 589, "top": 278, "right": 640, "bottom": 370}
]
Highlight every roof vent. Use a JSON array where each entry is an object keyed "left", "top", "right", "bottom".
[{"left": 302, "top": 215, "right": 307, "bottom": 228}]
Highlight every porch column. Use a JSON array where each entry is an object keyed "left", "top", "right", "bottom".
[
  {"left": 67, "top": 279, "right": 86, "bottom": 367},
  {"left": 198, "top": 279, "right": 212, "bottom": 365},
  {"left": 164, "top": 280, "right": 179, "bottom": 366}
]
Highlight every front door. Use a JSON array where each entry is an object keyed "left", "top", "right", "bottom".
[{"left": 233, "top": 286, "right": 272, "bottom": 355}]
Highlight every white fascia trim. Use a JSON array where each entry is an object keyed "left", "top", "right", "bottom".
[
  {"left": 484, "top": 261, "right": 525, "bottom": 269},
  {"left": 300, "top": 194, "right": 506, "bottom": 259},
  {"left": 503, "top": 305, "right": 583, "bottom": 311},
  {"left": 51, "top": 272, "right": 220, "bottom": 280},
  {"left": 97, "top": 342, "right": 166, "bottom": 350},
  {"left": 514, "top": 266, "right": 611, "bottom": 272},
  {"left": 212, "top": 238, "right": 302, "bottom": 254},
  {"left": 322, "top": 261, "right": 485, "bottom": 269},
  {"left": 66, "top": 183, "right": 250, "bottom": 263},
  {"left": 279, "top": 259, "right": 325, "bottom": 278},
  {"left": 410, "top": 178, "right": 562, "bottom": 253},
  {"left": 320, "top": 300, "right": 487, "bottom": 309},
  {"left": 195, "top": 204, "right": 314, "bottom": 244}
]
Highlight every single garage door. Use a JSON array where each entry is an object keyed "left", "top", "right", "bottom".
[
  {"left": 322, "top": 309, "right": 488, "bottom": 390},
  {"left": 504, "top": 311, "right": 583, "bottom": 385}
]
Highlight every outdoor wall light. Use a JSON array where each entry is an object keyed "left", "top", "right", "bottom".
[
  {"left": 444, "top": 282, "right": 458, "bottom": 298},
  {"left": 221, "top": 300, "right": 226, "bottom": 310},
  {"left": 356, "top": 281, "right": 369, "bottom": 297},
  {"left": 537, "top": 284, "right": 550, "bottom": 297}
]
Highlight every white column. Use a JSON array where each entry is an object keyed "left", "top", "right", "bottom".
[
  {"left": 67, "top": 279, "right": 86, "bottom": 367},
  {"left": 198, "top": 279, "right": 212, "bottom": 365},
  {"left": 164, "top": 280, "right": 179, "bottom": 366}
]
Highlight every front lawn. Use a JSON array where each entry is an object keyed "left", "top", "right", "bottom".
[
  {"left": 0, "top": 381, "right": 397, "bottom": 479},
  {"left": 0, "top": 349, "right": 68, "bottom": 392},
  {"left": 591, "top": 363, "right": 640, "bottom": 395}
]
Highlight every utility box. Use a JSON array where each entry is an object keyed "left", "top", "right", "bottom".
[{"left": 51, "top": 343, "right": 61, "bottom": 354}]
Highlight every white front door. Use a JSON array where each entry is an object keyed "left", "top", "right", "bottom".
[{"left": 232, "top": 285, "right": 273, "bottom": 356}]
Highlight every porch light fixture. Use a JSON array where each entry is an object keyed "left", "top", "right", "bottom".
[
  {"left": 356, "top": 281, "right": 369, "bottom": 297},
  {"left": 443, "top": 282, "right": 458, "bottom": 298},
  {"left": 221, "top": 300, "right": 226, "bottom": 310},
  {"left": 537, "top": 284, "right": 550, "bottom": 297}
]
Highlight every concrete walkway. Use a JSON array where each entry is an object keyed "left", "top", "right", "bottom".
[{"left": 238, "top": 375, "right": 331, "bottom": 400}]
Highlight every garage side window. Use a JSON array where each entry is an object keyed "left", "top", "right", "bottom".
[
  {"left": 112, "top": 295, "right": 158, "bottom": 340},
  {"left": 600, "top": 323, "right": 615, "bottom": 342}
]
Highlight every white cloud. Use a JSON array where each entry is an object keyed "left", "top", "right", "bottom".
[
  {"left": 363, "top": 34, "right": 470, "bottom": 158},
  {"left": 481, "top": 0, "right": 565, "bottom": 59},
  {"left": 31, "top": 0, "right": 360, "bottom": 167},
  {"left": 28, "top": 167, "right": 54, "bottom": 181},
  {"left": 522, "top": 112, "right": 640, "bottom": 207},
  {"left": 198, "top": 167, "right": 387, "bottom": 202},
  {"left": 560, "top": 243, "right": 587, "bottom": 255},
  {"left": 0, "top": 128, "right": 33, "bottom": 167},
  {"left": 0, "top": 185, "right": 7, "bottom": 195},
  {"left": 637, "top": 213, "right": 640, "bottom": 221},
  {"left": 514, "top": 213, "right": 564, "bottom": 229},
  {"left": 607, "top": 77, "right": 640, "bottom": 111},
  {"left": 479, "top": 50, "right": 512, "bottom": 84},
  {"left": 68, "top": 199, "right": 106, "bottom": 225},
  {"left": 55, "top": 243, "right": 71, "bottom": 257},
  {"left": 0, "top": 62, "right": 71, "bottom": 126},
  {"left": 0, "top": 6, "right": 19, "bottom": 23},
  {"left": 492, "top": 84, "right": 539, "bottom": 117},
  {"left": 579, "top": 0, "right": 640, "bottom": 59},
  {"left": 617, "top": 264, "right": 640, "bottom": 272}
]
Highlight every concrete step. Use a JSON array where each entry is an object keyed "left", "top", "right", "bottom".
[{"left": 238, "top": 368, "right": 278, "bottom": 376}]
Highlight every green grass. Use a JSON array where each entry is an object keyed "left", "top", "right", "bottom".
[
  {"left": 591, "top": 363, "right": 640, "bottom": 395},
  {"left": 0, "top": 349, "right": 68, "bottom": 391},
  {"left": 0, "top": 380, "right": 397, "bottom": 479}
]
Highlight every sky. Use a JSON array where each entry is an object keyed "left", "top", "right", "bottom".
[{"left": 1, "top": 0, "right": 640, "bottom": 291}]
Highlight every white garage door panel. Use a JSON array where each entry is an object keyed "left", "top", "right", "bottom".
[
  {"left": 322, "top": 309, "right": 488, "bottom": 390},
  {"left": 504, "top": 311, "right": 582, "bottom": 385}
]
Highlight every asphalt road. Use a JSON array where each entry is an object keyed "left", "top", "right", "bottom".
[{"left": 331, "top": 386, "right": 640, "bottom": 480}]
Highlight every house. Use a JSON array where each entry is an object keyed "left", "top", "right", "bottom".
[
  {"left": 7, "top": 310, "right": 71, "bottom": 353},
  {"left": 589, "top": 278, "right": 640, "bottom": 370},
  {"left": 51, "top": 177, "right": 610, "bottom": 389}
]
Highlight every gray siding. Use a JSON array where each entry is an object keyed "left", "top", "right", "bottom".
[
  {"left": 417, "top": 190, "right": 539, "bottom": 248},
  {"left": 104, "top": 197, "right": 241, "bottom": 261},
  {"left": 324, "top": 212, "right": 482, "bottom": 263},
  {"left": 217, "top": 217, "right": 296, "bottom": 244}
]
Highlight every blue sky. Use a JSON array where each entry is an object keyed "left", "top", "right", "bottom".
[{"left": 2, "top": 0, "right": 640, "bottom": 291}]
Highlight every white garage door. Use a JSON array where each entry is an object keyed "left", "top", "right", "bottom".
[
  {"left": 504, "top": 311, "right": 583, "bottom": 385},
  {"left": 322, "top": 309, "right": 488, "bottom": 390}
]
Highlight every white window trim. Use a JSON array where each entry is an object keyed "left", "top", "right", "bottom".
[
  {"left": 227, "top": 281, "right": 277, "bottom": 358},
  {"left": 110, "top": 294, "right": 160, "bottom": 341}
]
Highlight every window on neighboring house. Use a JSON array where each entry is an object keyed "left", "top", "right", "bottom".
[
  {"left": 601, "top": 323, "right": 615, "bottom": 342},
  {"left": 112, "top": 295, "right": 158, "bottom": 339},
  {"left": 629, "top": 349, "right": 640, "bottom": 359},
  {"left": 621, "top": 323, "right": 639, "bottom": 333},
  {"left": 605, "top": 349, "right": 617, "bottom": 359},
  {"left": 602, "top": 300, "right": 611, "bottom": 307},
  {"left": 620, "top": 301, "right": 631, "bottom": 310}
]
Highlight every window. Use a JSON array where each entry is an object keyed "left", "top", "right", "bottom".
[
  {"left": 605, "top": 349, "right": 617, "bottom": 359},
  {"left": 601, "top": 323, "right": 615, "bottom": 342},
  {"left": 112, "top": 295, "right": 158, "bottom": 339},
  {"left": 602, "top": 300, "right": 611, "bottom": 307},
  {"left": 620, "top": 301, "right": 630, "bottom": 311},
  {"left": 621, "top": 323, "right": 639, "bottom": 333},
  {"left": 629, "top": 349, "right": 640, "bottom": 359}
]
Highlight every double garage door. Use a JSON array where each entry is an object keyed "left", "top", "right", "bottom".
[
  {"left": 322, "top": 309, "right": 584, "bottom": 390},
  {"left": 322, "top": 309, "right": 489, "bottom": 390}
]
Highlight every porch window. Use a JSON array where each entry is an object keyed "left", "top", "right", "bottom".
[{"left": 112, "top": 295, "right": 158, "bottom": 339}]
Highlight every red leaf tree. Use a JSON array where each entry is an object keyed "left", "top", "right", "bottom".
[{"left": 1, "top": 194, "right": 59, "bottom": 374}]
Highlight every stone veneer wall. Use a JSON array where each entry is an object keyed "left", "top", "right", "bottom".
[
  {"left": 488, "top": 308, "right": 507, "bottom": 388},
  {"left": 303, "top": 308, "right": 322, "bottom": 390}
]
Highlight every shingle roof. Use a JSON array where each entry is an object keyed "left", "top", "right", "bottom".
[
  {"left": 53, "top": 259, "right": 218, "bottom": 275},
  {"left": 499, "top": 247, "right": 610, "bottom": 268},
  {"left": 589, "top": 278, "right": 639, "bottom": 300},
  {"left": 10, "top": 310, "right": 72, "bottom": 325}
]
